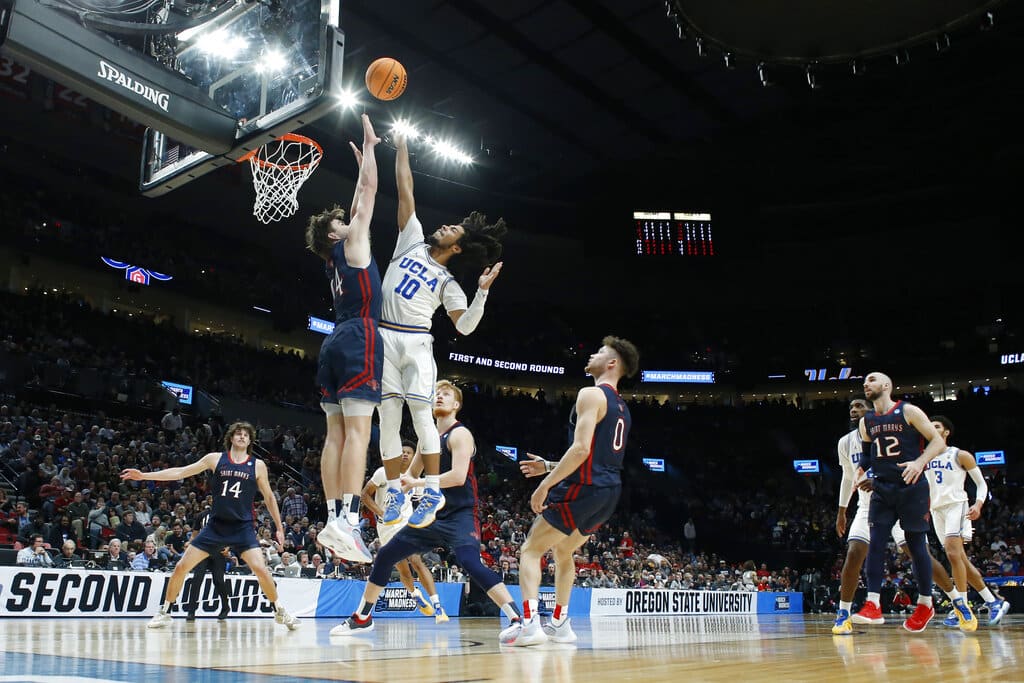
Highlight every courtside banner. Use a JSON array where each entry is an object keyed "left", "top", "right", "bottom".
[
  {"left": 590, "top": 589, "right": 757, "bottom": 616},
  {"left": 0, "top": 567, "right": 316, "bottom": 618},
  {"left": 315, "top": 580, "right": 463, "bottom": 618}
]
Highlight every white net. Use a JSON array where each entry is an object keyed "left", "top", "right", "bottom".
[{"left": 246, "top": 134, "right": 323, "bottom": 224}]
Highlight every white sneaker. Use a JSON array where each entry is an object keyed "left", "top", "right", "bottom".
[
  {"left": 330, "top": 614, "right": 375, "bottom": 636},
  {"left": 275, "top": 607, "right": 300, "bottom": 630},
  {"left": 318, "top": 518, "right": 372, "bottom": 563},
  {"left": 147, "top": 611, "right": 173, "bottom": 629},
  {"left": 543, "top": 618, "right": 578, "bottom": 643},
  {"left": 504, "top": 617, "right": 548, "bottom": 647},
  {"left": 435, "top": 606, "right": 449, "bottom": 624}
]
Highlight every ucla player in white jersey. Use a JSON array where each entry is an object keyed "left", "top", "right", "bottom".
[
  {"left": 922, "top": 416, "right": 1010, "bottom": 628},
  {"left": 377, "top": 132, "right": 506, "bottom": 530}
]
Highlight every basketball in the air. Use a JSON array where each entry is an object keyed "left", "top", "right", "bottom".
[{"left": 365, "top": 57, "right": 407, "bottom": 101}]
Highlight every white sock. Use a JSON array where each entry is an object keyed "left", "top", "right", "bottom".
[
  {"left": 523, "top": 599, "right": 538, "bottom": 621},
  {"left": 918, "top": 595, "right": 933, "bottom": 607},
  {"left": 327, "top": 499, "right": 337, "bottom": 520},
  {"left": 867, "top": 592, "right": 880, "bottom": 605},
  {"left": 430, "top": 593, "right": 440, "bottom": 607},
  {"left": 980, "top": 587, "right": 997, "bottom": 603},
  {"left": 500, "top": 602, "right": 519, "bottom": 621},
  {"left": 840, "top": 601, "right": 852, "bottom": 612},
  {"left": 945, "top": 588, "right": 961, "bottom": 601},
  {"left": 425, "top": 475, "right": 440, "bottom": 492},
  {"left": 161, "top": 601, "right": 172, "bottom": 614}
]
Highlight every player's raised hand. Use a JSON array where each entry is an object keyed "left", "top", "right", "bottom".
[
  {"left": 478, "top": 261, "right": 503, "bottom": 290},
  {"left": 361, "top": 113, "right": 380, "bottom": 147},
  {"left": 520, "top": 453, "right": 547, "bottom": 478},
  {"left": 349, "top": 141, "right": 363, "bottom": 167},
  {"left": 120, "top": 468, "right": 143, "bottom": 481},
  {"left": 898, "top": 459, "right": 925, "bottom": 485}
]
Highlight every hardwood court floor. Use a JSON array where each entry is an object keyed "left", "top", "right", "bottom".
[{"left": 0, "top": 614, "right": 1019, "bottom": 682}]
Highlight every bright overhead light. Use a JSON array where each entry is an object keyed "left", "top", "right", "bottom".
[
  {"left": 195, "top": 31, "right": 247, "bottom": 59},
  {"left": 257, "top": 50, "right": 288, "bottom": 73},
  {"left": 337, "top": 89, "right": 360, "bottom": 109},
  {"left": 391, "top": 119, "right": 421, "bottom": 140},
  {"left": 430, "top": 138, "right": 473, "bottom": 165}
]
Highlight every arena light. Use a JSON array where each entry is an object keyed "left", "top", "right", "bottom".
[
  {"left": 428, "top": 137, "right": 474, "bottom": 165},
  {"left": 337, "top": 89, "right": 360, "bottom": 109},
  {"left": 196, "top": 31, "right": 247, "bottom": 59},
  {"left": 390, "top": 119, "right": 421, "bottom": 140},
  {"left": 256, "top": 49, "right": 288, "bottom": 73}
]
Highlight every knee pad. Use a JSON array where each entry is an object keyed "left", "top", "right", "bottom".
[
  {"left": 454, "top": 545, "right": 501, "bottom": 592},
  {"left": 378, "top": 399, "right": 404, "bottom": 461},
  {"left": 409, "top": 402, "right": 440, "bottom": 454}
]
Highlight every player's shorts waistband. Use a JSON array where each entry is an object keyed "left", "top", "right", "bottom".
[{"left": 380, "top": 320, "right": 431, "bottom": 334}]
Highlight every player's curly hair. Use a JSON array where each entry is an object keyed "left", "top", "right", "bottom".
[
  {"left": 933, "top": 415, "right": 954, "bottom": 438},
  {"left": 305, "top": 206, "right": 346, "bottom": 261},
  {"left": 224, "top": 421, "right": 256, "bottom": 454},
  {"left": 603, "top": 335, "right": 640, "bottom": 379},
  {"left": 447, "top": 211, "right": 507, "bottom": 280}
]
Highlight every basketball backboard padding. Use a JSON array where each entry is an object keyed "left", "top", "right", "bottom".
[{"left": 0, "top": 0, "right": 238, "bottom": 153}]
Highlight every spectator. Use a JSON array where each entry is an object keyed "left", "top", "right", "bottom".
[
  {"left": 165, "top": 522, "right": 187, "bottom": 561},
  {"left": 282, "top": 488, "right": 307, "bottom": 520},
  {"left": 160, "top": 407, "right": 182, "bottom": 440},
  {"left": 54, "top": 539, "right": 87, "bottom": 568},
  {"left": 131, "top": 540, "right": 162, "bottom": 571},
  {"left": 116, "top": 510, "right": 147, "bottom": 544},
  {"left": 684, "top": 518, "right": 697, "bottom": 552},
  {"left": 275, "top": 552, "right": 300, "bottom": 578},
  {"left": 87, "top": 497, "right": 110, "bottom": 548},
  {"left": 103, "top": 539, "right": 130, "bottom": 570},
  {"left": 17, "top": 534, "right": 54, "bottom": 567}
]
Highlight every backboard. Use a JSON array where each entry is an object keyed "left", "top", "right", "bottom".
[
  {"left": 0, "top": 0, "right": 343, "bottom": 196},
  {"left": 140, "top": 0, "right": 342, "bottom": 196}
]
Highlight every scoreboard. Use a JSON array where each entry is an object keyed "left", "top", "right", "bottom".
[{"left": 634, "top": 211, "right": 714, "bottom": 256}]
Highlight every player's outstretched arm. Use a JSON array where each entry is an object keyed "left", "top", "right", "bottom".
[
  {"left": 361, "top": 479, "right": 384, "bottom": 517},
  {"left": 519, "top": 453, "right": 550, "bottom": 478},
  {"left": 959, "top": 450, "right": 989, "bottom": 519},
  {"left": 450, "top": 263, "right": 503, "bottom": 335},
  {"left": 395, "top": 133, "right": 415, "bottom": 229},
  {"left": 529, "top": 387, "right": 604, "bottom": 513},
  {"left": 120, "top": 452, "right": 218, "bottom": 482},
  {"left": 344, "top": 113, "right": 380, "bottom": 269}
]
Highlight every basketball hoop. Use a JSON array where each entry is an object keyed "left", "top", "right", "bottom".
[{"left": 240, "top": 133, "right": 323, "bottom": 224}]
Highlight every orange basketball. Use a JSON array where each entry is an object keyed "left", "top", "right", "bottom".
[{"left": 365, "top": 57, "right": 408, "bottom": 101}]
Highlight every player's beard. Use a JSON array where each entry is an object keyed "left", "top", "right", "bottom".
[
  {"left": 425, "top": 232, "right": 440, "bottom": 247},
  {"left": 433, "top": 405, "right": 452, "bottom": 419}
]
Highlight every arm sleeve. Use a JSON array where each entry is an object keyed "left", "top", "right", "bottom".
[
  {"left": 393, "top": 213, "right": 425, "bottom": 258},
  {"left": 968, "top": 466, "right": 988, "bottom": 504},
  {"left": 454, "top": 288, "right": 489, "bottom": 335},
  {"left": 837, "top": 436, "right": 856, "bottom": 507}
]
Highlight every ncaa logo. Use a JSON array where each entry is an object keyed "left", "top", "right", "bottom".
[{"left": 775, "top": 596, "right": 790, "bottom": 611}]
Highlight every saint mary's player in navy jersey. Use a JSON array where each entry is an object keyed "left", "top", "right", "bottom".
[
  {"left": 853, "top": 371, "right": 946, "bottom": 632},
  {"left": 329, "top": 380, "right": 523, "bottom": 637},
  {"left": 510, "top": 336, "right": 639, "bottom": 646},
  {"left": 120, "top": 421, "right": 299, "bottom": 630},
  {"left": 303, "top": 113, "right": 382, "bottom": 564}
]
